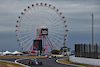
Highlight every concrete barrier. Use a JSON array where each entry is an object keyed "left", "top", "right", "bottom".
[{"left": 69, "top": 55, "right": 100, "bottom": 66}]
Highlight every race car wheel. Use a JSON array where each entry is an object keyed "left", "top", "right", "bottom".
[
  {"left": 39, "top": 61, "right": 42, "bottom": 65},
  {"left": 28, "top": 61, "right": 32, "bottom": 65},
  {"left": 28, "top": 61, "right": 33, "bottom": 65},
  {"left": 33, "top": 62, "right": 36, "bottom": 65}
]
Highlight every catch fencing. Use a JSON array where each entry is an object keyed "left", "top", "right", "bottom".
[{"left": 75, "top": 44, "right": 100, "bottom": 59}]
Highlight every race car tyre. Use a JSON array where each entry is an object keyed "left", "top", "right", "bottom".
[
  {"left": 28, "top": 61, "right": 32, "bottom": 65},
  {"left": 39, "top": 61, "right": 42, "bottom": 65},
  {"left": 33, "top": 62, "right": 36, "bottom": 65}
]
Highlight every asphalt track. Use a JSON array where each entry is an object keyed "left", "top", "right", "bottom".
[
  {"left": 23, "top": 58, "right": 78, "bottom": 67},
  {"left": 0, "top": 57, "right": 80, "bottom": 67}
]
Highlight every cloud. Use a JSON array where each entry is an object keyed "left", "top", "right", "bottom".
[
  {"left": 0, "top": 26, "right": 15, "bottom": 32},
  {"left": 0, "top": 0, "right": 100, "bottom": 33}
]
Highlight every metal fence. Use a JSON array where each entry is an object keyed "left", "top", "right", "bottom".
[{"left": 75, "top": 44, "right": 100, "bottom": 59}]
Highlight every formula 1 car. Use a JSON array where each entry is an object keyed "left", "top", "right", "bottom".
[{"left": 28, "top": 59, "right": 42, "bottom": 66}]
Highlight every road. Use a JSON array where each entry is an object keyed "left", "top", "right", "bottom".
[
  {"left": 0, "top": 57, "right": 79, "bottom": 67},
  {"left": 16, "top": 57, "right": 78, "bottom": 67}
]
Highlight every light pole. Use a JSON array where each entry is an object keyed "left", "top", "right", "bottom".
[{"left": 91, "top": 13, "right": 94, "bottom": 52}]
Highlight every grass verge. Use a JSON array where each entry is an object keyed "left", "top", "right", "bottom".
[
  {"left": 58, "top": 59, "right": 100, "bottom": 67},
  {"left": 0, "top": 55, "right": 38, "bottom": 58},
  {"left": 0, "top": 61, "right": 25, "bottom": 67},
  {"left": 0, "top": 55, "right": 46, "bottom": 67}
]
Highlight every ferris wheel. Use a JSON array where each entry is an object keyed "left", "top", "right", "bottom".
[{"left": 16, "top": 3, "right": 68, "bottom": 54}]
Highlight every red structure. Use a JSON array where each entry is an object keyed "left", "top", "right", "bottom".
[{"left": 29, "top": 28, "right": 54, "bottom": 54}]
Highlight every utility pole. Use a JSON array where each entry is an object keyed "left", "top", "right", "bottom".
[{"left": 91, "top": 13, "right": 94, "bottom": 52}]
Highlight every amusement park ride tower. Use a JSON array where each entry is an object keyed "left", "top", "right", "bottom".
[
  {"left": 15, "top": 3, "right": 68, "bottom": 54},
  {"left": 32, "top": 28, "right": 54, "bottom": 54}
]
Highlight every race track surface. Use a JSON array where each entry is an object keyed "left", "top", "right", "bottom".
[
  {"left": 0, "top": 57, "right": 79, "bottom": 67},
  {"left": 17, "top": 57, "right": 78, "bottom": 67}
]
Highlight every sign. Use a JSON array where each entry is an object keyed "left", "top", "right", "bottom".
[
  {"left": 33, "top": 40, "right": 42, "bottom": 50},
  {"left": 41, "top": 28, "right": 48, "bottom": 35}
]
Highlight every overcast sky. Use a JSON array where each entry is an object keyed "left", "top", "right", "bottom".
[{"left": 0, "top": 0, "right": 100, "bottom": 51}]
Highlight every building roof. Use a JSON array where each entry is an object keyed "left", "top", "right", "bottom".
[
  {"left": 12, "top": 51, "right": 23, "bottom": 54},
  {"left": 3, "top": 51, "right": 12, "bottom": 55}
]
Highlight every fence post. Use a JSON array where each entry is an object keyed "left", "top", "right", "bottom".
[
  {"left": 96, "top": 44, "right": 98, "bottom": 58},
  {"left": 75, "top": 44, "right": 77, "bottom": 57},
  {"left": 89, "top": 44, "right": 91, "bottom": 58},
  {"left": 84, "top": 44, "right": 86, "bottom": 57},
  {"left": 80, "top": 44, "right": 82, "bottom": 57}
]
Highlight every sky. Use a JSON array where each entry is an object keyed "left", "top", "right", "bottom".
[{"left": 0, "top": 0, "right": 100, "bottom": 52}]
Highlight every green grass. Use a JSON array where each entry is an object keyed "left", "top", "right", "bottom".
[
  {"left": 58, "top": 59, "right": 100, "bottom": 67},
  {"left": 0, "top": 61, "right": 25, "bottom": 67}
]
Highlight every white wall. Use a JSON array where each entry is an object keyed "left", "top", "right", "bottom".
[{"left": 69, "top": 56, "right": 100, "bottom": 66}]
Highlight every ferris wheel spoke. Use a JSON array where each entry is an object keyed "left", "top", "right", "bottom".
[
  {"left": 20, "top": 16, "right": 33, "bottom": 25},
  {"left": 43, "top": 7, "right": 52, "bottom": 21},
  {"left": 28, "top": 8, "right": 37, "bottom": 24},
  {"left": 51, "top": 32, "right": 64, "bottom": 39},
  {"left": 26, "top": 13, "right": 36, "bottom": 23},
  {"left": 23, "top": 14, "right": 35, "bottom": 24},
  {"left": 20, "top": 31, "right": 35, "bottom": 39},
  {"left": 51, "top": 30, "right": 65, "bottom": 35},
  {"left": 29, "top": 10, "right": 39, "bottom": 22},
  {"left": 20, "top": 32, "right": 34, "bottom": 37},
  {"left": 21, "top": 18, "right": 32, "bottom": 26},
  {"left": 26, "top": 41, "right": 33, "bottom": 51},
  {"left": 51, "top": 32, "right": 64, "bottom": 43},
  {"left": 20, "top": 26, "right": 31, "bottom": 30},
  {"left": 19, "top": 30, "right": 34, "bottom": 35},
  {"left": 51, "top": 26, "right": 66, "bottom": 33},
  {"left": 52, "top": 24, "right": 65, "bottom": 30},
  {"left": 21, "top": 34, "right": 35, "bottom": 44},
  {"left": 20, "top": 27, "right": 34, "bottom": 31},
  {"left": 50, "top": 17, "right": 62, "bottom": 26},
  {"left": 48, "top": 35, "right": 59, "bottom": 49},
  {"left": 37, "top": 6, "right": 42, "bottom": 21},
  {"left": 50, "top": 34, "right": 60, "bottom": 49},
  {"left": 20, "top": 29, "right": 32, "bottom": 31},
  {"left": 42, "top": 7, "right": 52, "bottom": 19},
  {"left": 44, "top": 12, "right": 52, "bottom": 21},
  {"left": 32, "top": 6, "right": 41, "bottom": 21},
  {"left": 21, "top": 19, "right": 35, "bottom": 27},
  {"left": 51, "top": 29, "right": 65, "bottom": 33},
  {"left": 51, "top": 21, "right": 64, "bottom": 27},
  {"left": 50, "top": 27, "right": 64, "bottom": 31},
  {"left": 50, "top": 25, "right": 64, "bottom": 30},
  {"left": 49, "top": 13, "right": 59, "bottom": 22},
  {"left": 47, "top": 9, "right": 58, "bottom": 21},
  {"left": 23, "top": 37, "right": 34, "bottom": 48},
  {"left": 30, "top": 9, "right": 38, "bottom": 20},
  {"left": 48, "top": 12, "right": 56, "bottom": 21},
  {"left": 51, "top": 33, "right": 63, "bottom": 47},
  {"left": 44, "top": 13, "right": 54, "bottom": 26}
]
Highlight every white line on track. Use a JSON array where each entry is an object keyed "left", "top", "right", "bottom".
[
  {"left": 15, "top": 58, "right": 30, "bottom": 67},
  {"left": 15, "top": 57, "right": 45, "bottom": 67},
  {"left": 56, "top": 58, "right": 86, "bottom": 67}
]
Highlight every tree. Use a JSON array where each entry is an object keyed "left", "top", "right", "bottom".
[
  {"left": 60, "top": 46, "right": 67, "bottom": 51},
  {"left": 51, "top": 50, "right": 60, "bottom": 54}
]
